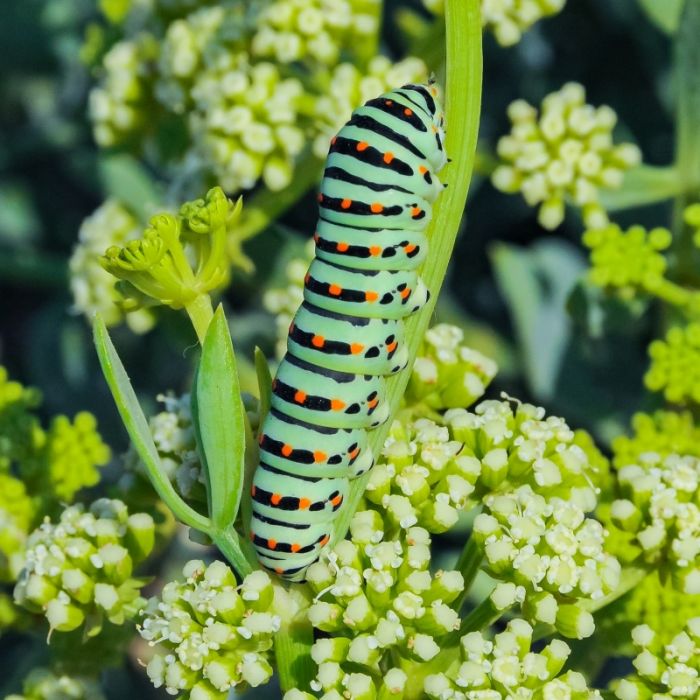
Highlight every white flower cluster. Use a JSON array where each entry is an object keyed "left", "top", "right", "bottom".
[
  {"left": 302, "top": 511, "right": 464, "bottom": 692},
  {"left": 423, "top": 0, "right": 568, "bottom": 47},
  {"left": 425, "top": 619, "right": 601, "bottom": 699},
  {"left": 614, "top": 619, "right": 700, "bottom": 699},
  {"left": 140, "top": 560, "right": 280, "bottom": 699},
  {"left": 408, "top": 324, "right": 498, "bottom": 410},
  {"left": 69, "top": 200, "right": 154, "bottom": 332},
  {"left": 609, "top": 453, "right": 700, "bottom": 594},
  {"left": 89, "top": 36, "right": 157, "bottom": 147},
  {"left": 445, "top": 399, "right": 606, "bottom": 511},
  {"left": 312, "top": 55, "right": 428, "bottom": 158},
  {"left": 474, "top": 485, "right": 621, "bottom": 638},
  {"left": 492, "top": 83, "right": 641, "bottom": 230},
  {"left": 13, "top": 499, "right": 155, "bottom": 633},
  {"left": 251, "top": 0, "right": 380, "bottom": 65},
  {"left": 366, "top": 418, "right": 480, "bottom": 533}
]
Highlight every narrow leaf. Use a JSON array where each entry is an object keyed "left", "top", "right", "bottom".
[
  {"left": 195, "top": 305, "right": 246, "bottom": 531},
  {"left": 98, "top": 154, "right": 161, "bottom": 221},
  {"left": 491, "top": 240, "right": 585, "bottom": 400},
  {"left": 254, "top": 346, "right": 272, "bottom": 428},
  {"left": 93, "top": 316, "right": 211, "bottom": 533}
]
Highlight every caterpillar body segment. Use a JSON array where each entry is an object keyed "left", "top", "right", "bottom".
[{"left": 250, "top": 82, "right": 447, "bottom": 581}]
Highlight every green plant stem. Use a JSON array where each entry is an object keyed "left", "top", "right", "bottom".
[
  {"left": 209, "top": 527, "right": 256, "bottom": 577},
  {"left": 672, "top": 0, "right": 700, "bottom": 282},
  {"left": 451, "top": 535, "right": 483, "bottom": 611},
  {"left": 442, "top": 595, "right": 508, "bottom": 646},
  {"left": 184, "top": 293, "right": 214, "bottom": 343},
  {"left": 331, "top": 0, "right": 483, "bottom": 548},
  {"left": 274, "top": 587, "right": 316, "bottom": 692}
]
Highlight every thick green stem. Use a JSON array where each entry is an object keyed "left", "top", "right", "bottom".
[
  {"left": 185, "top": 293, "right": 214, "bottom": 344},
  {"left": 442, "top": 594, "right": 509, "bottom": 646},
  {"left": 451, "top": 536, "right": 483, "bottom": 611},
  {"left": 331, "top": 0, "right": 483, "bottom": 547},
  {"left": 672, "top": 0, "right": 700, "bottom": 282}
]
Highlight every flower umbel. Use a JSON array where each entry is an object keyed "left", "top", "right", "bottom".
[
  {"left": 139, "top": 560, "right": 280, "bottom": 698},
  {"left": 645, "top": 323, "right": 700, "bottom": 404},
  {"left": 492, "top": 83, "right": 641, "bottom": 229},
  {"left": 13, "top": 499, "right": 155, "bottom": 635}
]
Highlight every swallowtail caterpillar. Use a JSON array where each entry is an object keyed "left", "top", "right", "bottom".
[{"left": 250, "top": 82, "right": 447, "bottom": 581}]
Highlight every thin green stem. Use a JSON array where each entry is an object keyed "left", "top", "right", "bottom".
[
  {"left": 442, "top": 595, "right": 509, "bottom": 646},
  {"left": 209, "top": 527, "right": 256, "bottom": 578},
  {"left": 331, "top": 0, "right": 483, "bottom": 547},
  {"left": 451, "top": 536, "right": 483, "bottom": 611},
  {"left": 185, "top": 293, "right": 214, "bottom": 344}
]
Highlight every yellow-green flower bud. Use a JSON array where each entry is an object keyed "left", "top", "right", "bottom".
[
  {"left": 6, "top": 668, "right": 105, "bottom": 700},
  {"left": 645, "top": 323, "right": 700, "bottom": 404}
]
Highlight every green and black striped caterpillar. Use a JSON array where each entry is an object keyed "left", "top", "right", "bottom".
[{"left": 250, "top": 82, "right": 448, "bottom": 581}]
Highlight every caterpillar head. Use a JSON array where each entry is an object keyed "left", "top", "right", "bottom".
[{"left": 402, "top": 81, "right": 447, "bottom": 173}]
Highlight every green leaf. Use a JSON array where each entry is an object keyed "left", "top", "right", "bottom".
[
  {"left": 599, "top": 165, "right": 682, "bottom": 211},
  {"left": 98, "top": 154, "right": 161, "bottom": 221},
  {"left": 93, "top": 315, "right": 211, "bottom": 533},
  {"left": 491, "top": 239, "right": 585, "bottom": 400},
  {"left": 194, "top": 305, "right": 246, "bottom": 531},
  {"left": 254, "top": 346, "right": 272, "bottom": 427},
  {"left": 638, "top": 0, "right": 683, "bottom": 34},
  {"left": 677, "top": 0, "right": 700, "bottom": 192}
]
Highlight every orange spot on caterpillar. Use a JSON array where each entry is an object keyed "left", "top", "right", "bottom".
[
  {"left": 317, "top": 193, "right": 324, "bottom": 202},
  {"left": 336, "top": 242, "right": 349, "bottom": 252},
  {"left": 329, "top": 284, "right": 342, "bottom": 296},
  {"left": 386, "top": 340, "right": 398, "bottom": 353},
  {"left": 330, "top": 495, "right": 342, "bottom": 507},
  {"left": 341, "top": 199, "right": 352, "bottom": 209},
  {"left": 313, "top": 232, "right": 319, "bottom": 242},
  {"left": 271, "top": 493, "right": 282, "bottom": 505},
  {"left": 312, "top": 335, "right": 325, "bottom": 348},
  {"left": 331, "top": 136, "right": 337, "bottom": 145},
  {"left": 419, "top": 165, "right": 428, "bottom": 174},
  {"left": 350, "top": 343, "right": 364, "bottom": 355},
  {"left": 400, "top": 287, "right": 411, "bottom": 299},
  {"left": 330, "top": 399, "right": 346, "bottom": 411},
  {"left": 268, "top": 539, "right": 277, "bottom": 550},
  {"left": 250, "top": 531, "right": 255, "bottom": 541},
  {"left": 313, "top": 451, "right": 327, "bottom": 463},
  {"left": 404, "top": 108, "right": 413, "bottom": 116},
  {"left": 404, "top": 243, "right": 417, "bottom": 254},
  {"left": 356, "top": 141, "right": 369, "bottom": 151},
  {"left": 411, "top": 207, "right": 423, "bottom": 218},
  {"left": 369, "top": 246, "right": 381, "bottom": 256},
  {"left": 370, "top": 203, "right": 384, "bottom": 213},
  {"left": 258, "top": 433, "right": 264, "bottom": 444},
  {"left": 291, "top": 544, "right": 301, "bottom": 553},
  {"left": 272, "top": 379, "right": 278, "bottom": 390},
  {"left": 281, "top": 444, "right": 293, "bottom": 457},
  {"left": 319, "top": 535, "right": 330, "bottom": 547},
  {"left": 383, "top": 152, "right": 394, "bottom": 164},
  {"left": 349, "top": 447, "right": 360, "bottom": 459},
  {"left": 367, "top": 397, "right": 379, "bottom": 409},
  {"left": 275, "top": 567, "right": 284, "bottom": 574},
  {"left": 294, "top": 390, "right": 307, "bottom": 404},
  {"left": 385, "top": 100, "right": 393, "bottom": 106},
  {"left": 298, "top": 498, "right": 311, "bottom": 510},
  {"left": 251, "top": 485, "right": 256, "bottom": 496},
  {"left": 304, "top": 273, "right": 310, "bottom": 284},
  {"left": 365, "top": 291, "right": 378, "bottom": 302}
]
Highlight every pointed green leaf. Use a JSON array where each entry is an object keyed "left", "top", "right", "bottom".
[
  {"left": 600, "top": 165, "right": 682, "bottom": 211},
  {"left": 195, "top": 305, "right": 246, "bottom": 531},
  {"left": 638, "top": 0, "right": 683, "bottom": 34},
  {"left": 254, "top": 346, "right": 272, "bottom": 428},
  {"left": 93, "top": 315, "right": 210, "bottom": 533}
]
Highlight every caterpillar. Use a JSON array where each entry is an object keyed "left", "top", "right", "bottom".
[{"left": 250, "top": 81, "right": 448, "bottom": 581}]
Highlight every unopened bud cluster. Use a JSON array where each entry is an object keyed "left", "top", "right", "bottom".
[
  {"left": 583, "top": 223, "right": 672, "bottom": 299},
  {"left": 613, "top": 619, "right": 700, "bottom": 699},
  {"left": 425, "top": 619, "right": 600, "bottom": 698},
  {"left": 604, "top": 453, "right": 700, "bottom": 594},
  {"left": 474, "top": 485, "right": 620, "bottom": 638},
  {"left": 645, "top": 323, "right": 700, "bottom": 404},
  {"left": 13, "top": 499, "right": 155, "bottom": 634},
  {"left": 406, "top": 323, "right": 498, "bottom": 410},
  {"left": 302, "top": 511, "right": 463, "bottom": 692},
  {"left": 492, "top": 83, "right": 641, "bottom": 230},
  {"left": 140, "top": 560, "right": 280, "bottom": 699}
]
